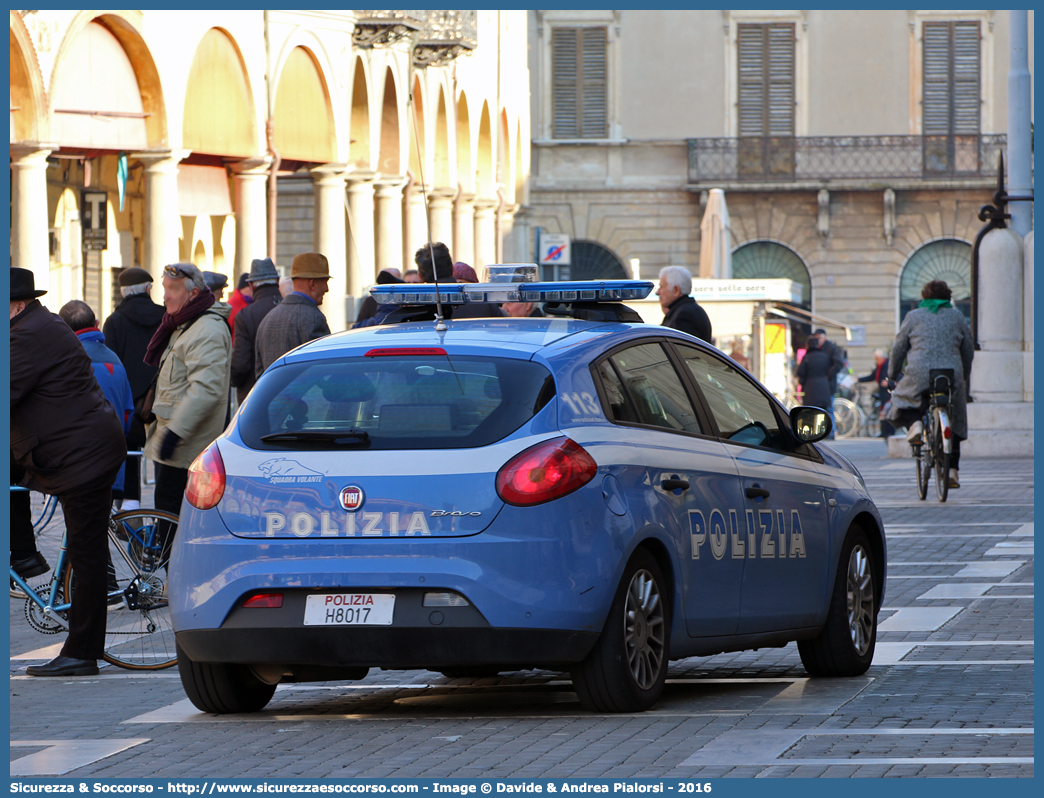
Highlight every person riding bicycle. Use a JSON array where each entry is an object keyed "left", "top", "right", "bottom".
[{"left": 886, "top": 280, "right": 974, "bottom": 488}]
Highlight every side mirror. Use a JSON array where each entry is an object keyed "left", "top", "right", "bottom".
[{"left": 790, "top": 406, "right": 832, "bottom": 443}]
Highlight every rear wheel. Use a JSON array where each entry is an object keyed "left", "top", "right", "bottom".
[
  {"left": 798, "top": 527, "right": 878, "bottom": 676},
  {"left": 914, "top": 443, "right": 929, "bottom": 500},
  {"left": 833, "top": 398, "right": 861, "bottom": 439},
  {"left": 932, "top": 409, "right": 950, "bottom": 503},
  {"left": 177, "top": 642, "right": 277, "bottom": 714},
  {"left": 572, "top": 549, "right": 669, "bottom": 713}
]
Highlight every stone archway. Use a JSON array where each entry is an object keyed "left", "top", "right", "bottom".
[
  {"left": 183, "top": 28, "right": 257, "bottom": 157},
  {"left": 273, "top": 45, "right": 335, "bottom": 163},
  {"left": 899, "top": 238, "right": 972, "bottom": 325}
]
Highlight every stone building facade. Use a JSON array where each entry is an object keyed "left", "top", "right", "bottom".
[
  {"left": 522, "top": 9, "right": 1033, "bottom": 376},
  {"left": 10, "top": 10, "right": 530, "bottom": 332}
]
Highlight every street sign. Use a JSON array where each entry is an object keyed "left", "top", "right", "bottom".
[
  {"left": 538, "top": 233, "right": 571, "bottom": 266},
  {"left": 81, "top": 190, "right": 108, "bottom": 251}
]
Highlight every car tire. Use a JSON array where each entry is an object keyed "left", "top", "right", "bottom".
[
  {"left": 798, "top": 527, "right": 878, "bottom": 677},
  {"left": 571, "top": 548, "right": 670, "bottom": 712},
  {"left": 177, "top": 642, "right": 277, "bottom": 714}
]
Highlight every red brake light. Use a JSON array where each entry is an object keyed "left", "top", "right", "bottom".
[
  {"left": 365, "top": 347, "right": 447, "bottom": 357},
  {"left": 185, "top": 444, "right": 226, "bottom": 510},
  {"left": 243, "top": 593, "right": 283, "bottom": 609},
  {"left": 496, "top": 437, "right": 598, "bottom": 506}
]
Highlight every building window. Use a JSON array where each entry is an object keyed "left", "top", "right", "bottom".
[
  {"left": 551, "top": 27, "right": 607, "bottom": 139},
  {"left": 899, "top": 239, "right": 972, "bottom": 324},
  {"left": 922, "top": 21, "right": 981, "bottom": 173},
  {"left": 736, "top": 23, "right": 795, "bottom": 175}
]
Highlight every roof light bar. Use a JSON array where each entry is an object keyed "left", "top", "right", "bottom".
[{"left": 370, "top": 280, "right": 654, "bottom": 306}]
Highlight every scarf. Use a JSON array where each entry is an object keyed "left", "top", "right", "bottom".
[
  {"left": 919, "top": 298, "right": 952, "bottom": 314},
  {"left": 143, "top": 287, "right": 216, "bottom": 366}
]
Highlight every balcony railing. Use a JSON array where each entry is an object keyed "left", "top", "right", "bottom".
[
  {"left": 687, "top": 134, "right": 1008, "bottom": 185},
  {"left": 352, "top": 10, "right": 426, "bottom": 47},
  {"left": 413, "top": 10, "right": 478, "bottom": 67}
]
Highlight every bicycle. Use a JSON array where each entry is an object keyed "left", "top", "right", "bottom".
[
  {"left": 912, "top": 368, "right": 955, "bottom": 503},
  {"left": 10, "top": 495, "right": 179, "bottom": 670},
  {"left": 832, "top": 396, "right": 863, "bottom": 439}
]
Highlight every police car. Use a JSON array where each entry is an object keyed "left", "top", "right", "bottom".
[{"left": 170, "top": 277, "right": 885, "bottom": 714}]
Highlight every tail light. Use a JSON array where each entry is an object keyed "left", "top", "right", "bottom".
[
  {"left": 186, "top": 443, "right": 226, "bottom": 510},
  {"left": 943, "top": 427, "right": 952, "bottom": 439},
  {"left": 496, "top": 437, "right": 597, "bottom": 506}
]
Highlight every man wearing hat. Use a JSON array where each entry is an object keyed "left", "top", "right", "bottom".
[
  {"left": 230, "top": 257, "right": 283, "bottom": 402},
  {"left": 11, "top": 268, "right": 127, "bottom": 676},
  {"left": 203, "top": 271, "right": 229, "bottom": 302},
  {"left": 102, "top": 266, "right": 166, "bottom": 511},
  {"left": 254, "top": 252, "right": 332, "bottom": 377}
]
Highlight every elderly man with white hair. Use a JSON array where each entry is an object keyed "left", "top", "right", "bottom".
[
  {"left": 657, "top": 265, "right": 713, "bottom": 343},
  {"left": 143, "top": 262, "right": 232, "bottom": 523}
]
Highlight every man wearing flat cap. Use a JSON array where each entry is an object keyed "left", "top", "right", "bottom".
[
  {"left": 10, "top": 268, "right": 126, "bottom": 677},
  {"left": 103, "top": 267, "right": 165, "bottom": 511},
  {"left": 230, "top": 257, "right": 284, "bottom": 402},
  {"left": 254, "top": 252, "right": 332, "bottom": 377}
]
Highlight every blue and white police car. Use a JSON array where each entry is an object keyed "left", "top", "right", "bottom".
[{"left": 170, "top": 277, "right": 885, "bottom": 714}]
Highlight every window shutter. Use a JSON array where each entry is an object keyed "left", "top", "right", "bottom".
[
  {"left": 737, "top": 23, "right": 794, "bottom": 137},
  {"left": 551, "top": 27, "right": 607, "bottom": 139},
  {"left": 922, "top": 21, "right": 980, "bottom": 136},
  {"left": 552, "top": 28, "right": 579, "bottom": 138}
]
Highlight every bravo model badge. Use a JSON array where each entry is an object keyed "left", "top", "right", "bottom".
[{"left": 339, "top": 485, "right": 365, "bottom": 512}]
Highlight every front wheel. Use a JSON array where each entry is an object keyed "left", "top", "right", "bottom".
[
  {"left": 572, "top": 549, "right": 670, "bottom": 713},
  {"left": 177, "top": 642, "right": 277, "bottom": 714},
  {"left": 932, "top": 409, "right": 951, "bottom": 503},
  {"left": 798, "top": 527, "right": 878, "bottom": 677},
  {"left": 832, "top": 398, "right": 861, "bottom": 439}
]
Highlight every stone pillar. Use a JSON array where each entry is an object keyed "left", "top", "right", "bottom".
[
  {"left": 1007, "top": 10, "right": 1033, "bottom": 237},
  {"left": 229, "top": 158, "right": 271, "bottom": 281},
  {"left": 311, "top": 163, "right": 348, "bottom": 333},
  {"left": 374, "top": 177, "right": 406, "bottom": 278},
  {"left": 10, "top": 145, "right": 53, "bottom": 293},
  {"left": 427, "top": 188, "right": 456, "bottom": 252},
  {"left": 453, "top": 192, "right": 476, "bottom": 267},
  {"left": 346, "top": 171, "right": 377, "bottom": 295},
  {"left": 132, "top": 150, "right": 189, "bottom": 275},
  {"left": 970, "top": 227, "right": 1023, "bottom": 403},
  {"left": 473, "top": 198, "right": 498, "bottom": 272},
  {"left": 403, "top": 181, "right": 427, "bottom": 269}
]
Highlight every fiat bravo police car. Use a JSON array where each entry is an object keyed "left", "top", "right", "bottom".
[{"left": 170, "top": 278, "right": 885, "bottom": 714}]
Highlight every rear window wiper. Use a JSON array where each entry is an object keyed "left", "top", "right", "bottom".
[{"left": 261, "top": 429, "right": 370, "bottom": 446}]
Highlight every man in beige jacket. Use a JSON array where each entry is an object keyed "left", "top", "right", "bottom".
[{"left": 143, "top": 262, "right": 231, "bottom": 520}]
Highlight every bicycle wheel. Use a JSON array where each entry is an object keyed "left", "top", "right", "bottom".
[
  {"left": 914, "top": 443, "right": 929, "bottom": 500},
  {"left": 833, "top": 398, "right": 861, "bottom": 439},
  {"left": 66, "top": 509, "right": 179, "bottom": 670},
  {"left": 932, "top": 409, "right": 950, "bottom": 502}
]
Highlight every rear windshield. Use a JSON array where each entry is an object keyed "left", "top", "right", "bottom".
[{"left": 239, "top": 355, "right": 556, "bottom": 450}]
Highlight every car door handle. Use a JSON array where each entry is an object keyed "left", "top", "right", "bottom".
[
  {"left": 661, "top": 477, "right": 690, "bottom": 492},
  {"left": 745, "top": 486, "right": 771, "bottom": 499}
]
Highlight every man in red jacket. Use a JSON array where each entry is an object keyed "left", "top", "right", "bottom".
[{"left": 10, "top": 268, "right": 126, "bottom": 677}]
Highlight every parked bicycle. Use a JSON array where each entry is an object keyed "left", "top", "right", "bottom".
[
  {"left": 911, "top": 368, "right": 955, "bottom": 502},
  {"left": 10, "top": 490, "right": 179, "bottom": 670}
]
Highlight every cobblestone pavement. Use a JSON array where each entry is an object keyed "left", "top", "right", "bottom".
[{"left": 10, "top": 441, "right": 1033, "bottom": 778}]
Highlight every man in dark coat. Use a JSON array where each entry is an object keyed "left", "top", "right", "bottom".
[
  {"left": 658, "top": 266, "right": 712, "bottom": 343},
  {"left": 102, "top": 267, "right": 165, "bottom": 510},
  {"left": 255, "top": 253, "right": 333, "bottom": 377},
  {"left": 10, "top": 268, "right": 126, "bottom": 677},
  {"left": 230, "top": 258, "right": 283, "bottom": 403}
]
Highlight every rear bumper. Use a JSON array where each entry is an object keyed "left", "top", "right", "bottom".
[{"left": 176, "top": 627, "right": 598, "bottom": 670}]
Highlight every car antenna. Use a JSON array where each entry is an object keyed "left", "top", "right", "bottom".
[{"left": 408, "top": 86, "right": 447, "bottom": 332}]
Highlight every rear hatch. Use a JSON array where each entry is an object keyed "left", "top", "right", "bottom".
[{"left": 219, "top": 350, "right": 557, "bottom": 539}]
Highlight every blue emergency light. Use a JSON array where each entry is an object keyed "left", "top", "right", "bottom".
[{"left": 370, "top": 279, "right": 654, "bottom": 306}]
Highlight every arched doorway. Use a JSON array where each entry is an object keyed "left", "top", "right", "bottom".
[
  {"left": 566, "top": 240, "right": 628, "bottom": 281},
  {"left": 731, "top": 240, "right": 812, "bottom": 307},
  {"left": 183, "top": 28, "right": 256, "bottom": 157},
  {"left": 273, "top": 46, "right": 335, "bottom": 163},
  {"left": 899, "top": 239, "right": 972, "bottom": 324}
]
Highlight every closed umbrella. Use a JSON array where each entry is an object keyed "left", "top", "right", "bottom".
[{"left": 698, "top": 188, "right": 732, "bottom": 279}]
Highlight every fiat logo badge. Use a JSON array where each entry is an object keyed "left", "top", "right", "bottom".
[{"left": 339, "top": 485, "right": 364, "bottom": 512}]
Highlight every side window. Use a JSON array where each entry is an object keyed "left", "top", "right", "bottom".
[
  {"left": 676, "top": 345, "right": 783, "bottom": 449},
  {"left": 595, "top": 360, "right": 638, "bottom": 424},
  {"left": 603, "top": 343, "right": 702, "bottom": 433}
]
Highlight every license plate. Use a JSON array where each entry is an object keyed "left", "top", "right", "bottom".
[{"left": 304, "top": 594, "right": 395, "bottom": 626}]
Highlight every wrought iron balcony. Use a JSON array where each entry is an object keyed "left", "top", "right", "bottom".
[
  {"left": 687, "top": 134, "right": 1008, "bottom": 187},
  {"left": 352, "top": 10, "right": 426, "bottom": 47},
  {"left": 413, "top": 10, "right": 478, "bottom": 67}
]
